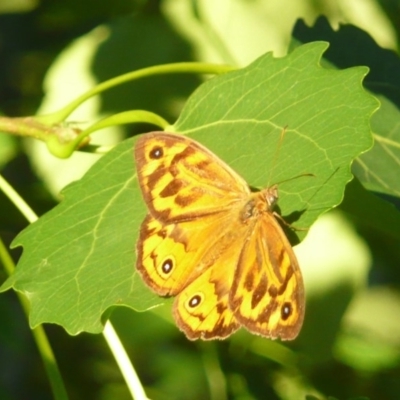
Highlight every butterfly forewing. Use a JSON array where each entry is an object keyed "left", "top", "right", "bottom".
[
  {"left": 135, "top": 132, "right": 250, "bottom": 223},
  {"left": 230, "top": 210, "right": 305, "bottom": 340}
]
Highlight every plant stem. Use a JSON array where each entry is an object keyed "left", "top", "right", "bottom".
[
  {"left": 103, "top": 321, "right": 149, "bottom": 400},
  {"left": 35, "top": 62, "right": 236, "bottom": 125},
  {"left": 68, "top": 110, "right": 171, "bottom": 151},
  {"left": 0, "top": 239, "right": 69, "bottom": 400}
]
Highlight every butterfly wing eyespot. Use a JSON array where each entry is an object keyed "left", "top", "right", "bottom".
[
  {"left": 149, "top": 145, "right": 164, "bottom": 159},
  {"left": 134, "top": 132, "right": 305, "bottom": 340},
  {"left": 161, "top": 258, "right": 174, "bottom": 274},
  {"left": 281, "top": 302, "right": 293, "bottom": 321},
  {"left": 187, "top": 294, "right": 203, "bottom": 308}
]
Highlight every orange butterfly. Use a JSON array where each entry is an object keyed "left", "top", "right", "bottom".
[{"left": 134, "top": 132, "right": 304, "bottom": 340}]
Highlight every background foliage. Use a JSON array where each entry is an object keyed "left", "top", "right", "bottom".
[{"left": 0, "top": 1, "right": 400, "bottom": 399}]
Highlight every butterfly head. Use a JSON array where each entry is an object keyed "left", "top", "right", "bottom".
[
  {"left": 263, "top": 185, "right": 278, "bottom": 209},
  {"left": 242, "top": 185, "right": 279, "bottom": 222}
]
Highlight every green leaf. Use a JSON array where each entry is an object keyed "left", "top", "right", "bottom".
[
  {"left": 174, "top": 41, "right": 378, "bottom": 231},
  {"left": 1, "top": 42, "right": 378, "bottom": 334},
  {"left": 1, "top": 138, "right": 157, "bottom": 334}
]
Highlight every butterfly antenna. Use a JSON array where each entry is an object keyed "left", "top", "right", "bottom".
[
  {"left": 295, "top": 167, "right": 339, "bottom": 206},
  {"left": 266, "top": 127, "right": 317, "bottom": 187},
  {"left": 267, "top": 126, "right": 287, "bottom": 186},
  {"left": 273, "top": 172, "right": 315, "bottom": 187}
]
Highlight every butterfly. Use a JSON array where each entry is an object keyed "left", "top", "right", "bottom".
[{"left": 134, "top": 132, "right": 305, "bottom": 340}]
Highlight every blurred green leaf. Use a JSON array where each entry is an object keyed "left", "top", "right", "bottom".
[
  {"left": 340, "top": 177, "right": 400, "bottom": 240},
  {"left": 335, "top": 330, "right": 400, "bottom": 372},
  {"left": 293, "top": 16, "right": 400, "bottom": 197},
  {"left": 354, "top": 96, "right": 400, "bottom": 196},
  {"left": 0, "top": 132, "right": 18, "bottom": 169},
  {"left": 1, "top": 42, "right": 377, "bottom": 335},
  {"left": 92, "top": 13, "right": 201, "bottom": 123}
]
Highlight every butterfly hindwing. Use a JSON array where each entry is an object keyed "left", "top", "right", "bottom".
[
  {"left": 138, "top": 209, "right": 247, "bottom": 339},
  {"left": 137, "top": 210, "right": 247, "bottom": 296},
  {"left": 173, "top": 265, "right": 240, "bottom": 340}
]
